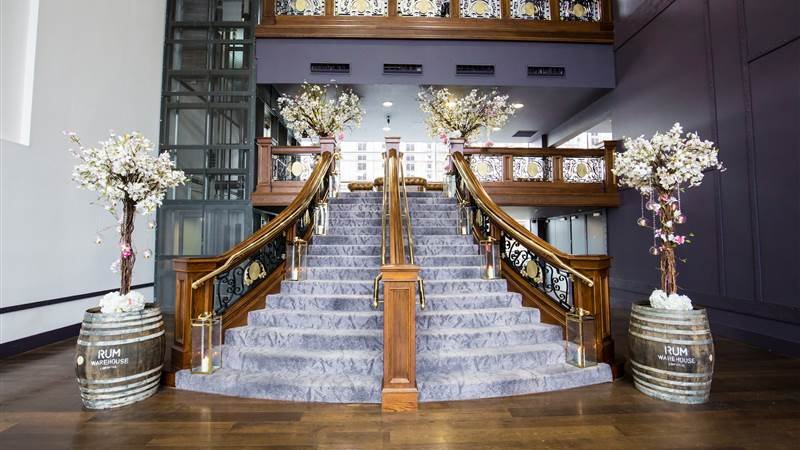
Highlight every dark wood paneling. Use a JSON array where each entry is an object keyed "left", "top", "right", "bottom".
[{"left": 748, "top": 39, "right": 800, "bottom": 307}]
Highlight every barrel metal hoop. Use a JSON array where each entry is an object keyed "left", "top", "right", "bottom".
[
  {"left": 81, "top": 378, "right": 161, "bottom": 400},
  {"left": 77, "top": 365, "right": 163, "bottom": 385},
  {"left": 630, "top": 359, "right": 714, "bottom": 378},
  {"left": 629, "top": 323, "right": 712, "bottom": 335},
  {"left": 78, "top": 322, "right": 164, "bottom": 337},
  {"left": 76, "top": 330, "right": 164, "bottom": 347},
  {"left": 82, "top": 385, "right": 159, "bottom": 409},
  {"left": 629, "top": 330, "right": 714, "bottom": 345},
  {"left": 79, "top": 374, "right": 162, "bottom": 394},
  {"left": 80, "top": 316, "right": 163, "bottom": 329},
  {"left": 633, "top": 376, "right": 709, "bottom": 397},
  {"left": 632, "top": 367, "right": 712, "bottom": 387},
  {"left": 630, "top": 315, "right": 709, "bottom": 327}
]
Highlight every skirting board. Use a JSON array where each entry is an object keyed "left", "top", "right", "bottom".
[{"left": 0, "top": 323, "right": 80, "bottom": 359}]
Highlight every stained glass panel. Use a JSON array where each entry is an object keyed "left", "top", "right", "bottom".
[
  {"left": 559, "top": 0, "right": 601, "bottom": 22},
  {"left": 459, "top": 0, "right": 501, "bottom": 19},
  {"left": 469, "top": 155, "right": 503, "bottom": 182},
  {"left": 512, "top": 157, "right": 551, "bottom": 181},
  {"left": 272, "top": 154, "right": 319, "bottom": 181},
  {"left": 510, "top": 0, "right": 550, "bottom": 20},
  {"left": 398, "top": 0, "right": 449, "bottom": 17},
  {"left": 334, "top": 0, "right": 388, "bottom": 16},
  {"left": 562, "top": 157, "right": 605, "bottom": 183},
  {"left": 276, "top": 0, "right": 325, "bottom": 16}
]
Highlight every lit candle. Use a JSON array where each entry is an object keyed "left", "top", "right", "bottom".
[
  {"left": 486, "top": 265, "right": 495, "bottom": 279},
  {"left": 201, "top": 354, "right": 212, "bottom": 373}
]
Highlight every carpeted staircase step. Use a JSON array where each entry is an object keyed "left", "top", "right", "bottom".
[
  {"left": 417, "top": 323, "right": 563, "bottom": 351},
  {"left": 226, "top": 326, "right": 383, "bottom": 350},
  {"left": 176, "top": 369, "right": 381, "bottom": 403},
  {"left": 417, "top": 342, "right": 564, "bottom": 373},
  {"left": 312, "top": 234, "right": 473, "bottom": 246},
  {"left": 418, "top": 363, "right": 613, "bottom": 402},
  {"left": 417, "top": 306, "right": 539, "bottom": 329},
  {"left": 280, "top": 279, "right": 507, "bottom": 296},
  {"left": 306, "top": 266, "right": 483, "bottom": 281},
  {"left": 267, "top": 294, "right": 375, "bottom": 311},
  {"left": 421, "top": 292, "right": 522, "bottom": 310},
  {"left": 249, "top": 308, "right": 382, "bottom": 329},
  {"left": 306, "top": 254, "right": 482, "bottom": 267},
  {"left": 223, "top": 345, "right": 382, "bottom": 376},
  {"left": 307, "top": 244, "right": 477, "bottom": 256}
]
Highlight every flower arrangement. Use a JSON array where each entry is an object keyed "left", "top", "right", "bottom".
[
  {"left": 277, "top": 84, "right": 364, "bottom": 139},
  {"left": 613, "top": 123, "right": 724, "bottom": 310},
  {"left": 67, "top": 131, "right": 186, "bottom": 312},
  {"left": 417, "top": 87, "right": 516, "bottom": 144}
]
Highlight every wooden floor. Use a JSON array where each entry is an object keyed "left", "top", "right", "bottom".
[{"left": 2, "top": 311, "right": 800, "bottom": 449}]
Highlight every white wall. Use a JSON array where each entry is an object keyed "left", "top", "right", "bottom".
[
  {"left": 1, "top": 0, "right": 39, "bottom": 145},
  {"left": 0, "top": 0, "right": 167, "bottom": 343}
]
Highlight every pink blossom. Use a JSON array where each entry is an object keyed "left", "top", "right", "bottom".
[
  {"left": 337, "top": 132, "right": 345, "bottom": 142},
  {"left": 673, "top": 235, "right": 686, "bottom": 245},
  {"left": 121, "top": 244, "right": 133, "bottom": 259}
]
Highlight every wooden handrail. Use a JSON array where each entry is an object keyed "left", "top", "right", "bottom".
[
  {"left": 463, "top": 146, "right": 606, "bottom": 158},
  {"left": 452, "top": 151, "right": 593, "bottom": 286},
  {"left": 191, "top": 151, "right": 333, "bottom": 289},
  {"left": 385, "top": 148, "right": 406, "bottom": 265}
]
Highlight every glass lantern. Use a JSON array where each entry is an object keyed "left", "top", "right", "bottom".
[
  {"left": 191, "top": 312, "right": 221, "bottom": 374},
  {"left": 314, "top": 203, "right": 329, "bottom": 235},
  {"left": 565, "top": 308, "right": 597, "bottom": 368},
  {"left": 444, "top": 174, "right": 456, "bottom": 198},
  {"left": 479, "top": 238, "right": 501, "bottom": 279},
  {"left": 458, "top": 204, "right": 473, "bottom": 235},
  {"left": 285, "top": 237, "right": 308, "bottom": 281},
  {"left": 328, "top": 174, "right": 339, "bottom": 198}
]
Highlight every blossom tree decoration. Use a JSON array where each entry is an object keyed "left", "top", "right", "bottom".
[
  {"left": 613, "top": 123, "right": 725, "bottom": 310},
  {"left": 417, "top": 87, "right": 516, "bottom": 144},
  {"left": 67, "top": 131, "right": 186, "bottom": 311},
  {"left": 277, "top": 84, "right": 364, "bottom": 139}
]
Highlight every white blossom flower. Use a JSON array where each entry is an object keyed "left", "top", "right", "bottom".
[
  {"left": 277, "top": 84, "right": 363, "bottom": 139},
  {"left": 417, "top": 87, "right": 516, "bottom": 143}
]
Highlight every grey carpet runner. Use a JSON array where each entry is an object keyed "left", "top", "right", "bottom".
[{"left": 176, "top": 191, "right": 611, "bottom": 402}]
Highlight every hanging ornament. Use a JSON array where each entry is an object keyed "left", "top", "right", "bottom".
[
  {"left": 675, "top": 214, "right": 686, "bottom": 224},
  {"left": 147, "top": 221, "right": 156, "bottom": 229},
  {"left": 143, "top": 249, "right": 153, "bottom": 259},
  {"left": 649, "top": 246, "right": 661, "bottom": 256},
  {"left": 646, "top": 200, "right": 659, "bottom": 211},
  {"left": 636, "top": 217, "right": 648, "bottom": 227},
  {"left": 94, "top": 235, "right": 103, "bottom": 245}
]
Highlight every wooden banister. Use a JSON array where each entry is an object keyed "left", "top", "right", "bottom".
[
  {"left": 450, "top": 141, "right": 616, "bottom": 369},
  {"left": 253, "top": 138, "right": 324, "bottom": 207},
  {"left": 380, "top": 139, "right": 420, "bottom": 411},
  {"left": 170, "top": 138, "right": 336, "bottom": 375}
]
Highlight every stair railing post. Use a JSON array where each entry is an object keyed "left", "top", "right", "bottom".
[
  {"left": 172, "top": 258, "right": 218, "bottom": 372},
  {"left": 381, "top": 140, "right": 421, "bottom": 411},
  {"left": 568, "top": 255, "right": 615, "bottom": 367}
]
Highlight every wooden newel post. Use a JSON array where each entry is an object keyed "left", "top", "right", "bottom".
[
  {"left": 256, "top": 138, "right": 273, "bottom": 193},
  {"left": 569, "top": 256, "right": 615, "bottom": 367},
  {"left": 381, "top": 264, "right": 420, "bottom": 411},
  {"left": 172, "top": 258, "right": 218, "bottom": 372}
]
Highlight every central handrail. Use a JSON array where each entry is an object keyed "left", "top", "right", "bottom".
[
  {"left": 451, "top": 151, "right": 594, "bottom": 287},
  {"left": 191, "top": 152, "right": 334, "bottom": 290},
  {"left": 399, "top": 152, "right": 426, "bottom": 309}
]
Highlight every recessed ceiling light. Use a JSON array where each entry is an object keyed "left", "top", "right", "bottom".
[
  {"left": 382, "top": 126, "right": 391, "bottom": 132},
  {"left": 512, "top": 103, "right": 524, "bottom": 109},
  {"left": 382, "top": 101, "right": 393, "bottom": 108}
]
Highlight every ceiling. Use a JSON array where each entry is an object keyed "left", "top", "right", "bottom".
[{"left": 273, "top": 84, "right": 609, "bottom": 143}]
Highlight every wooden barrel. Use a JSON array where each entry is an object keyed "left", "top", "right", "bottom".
[
  {"left": 628, "top": 303, "right": 714, "bottom": 404},
  {"left": 75, "top": 304, "right": 165, "bottom": 409}
]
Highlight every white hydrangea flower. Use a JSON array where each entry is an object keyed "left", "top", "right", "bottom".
[
  {"left": 99, "top": 291, "right": 147, "bottom": 313},
  {"left": 649, "top": 289, "right": 693, "bottom": 310}
]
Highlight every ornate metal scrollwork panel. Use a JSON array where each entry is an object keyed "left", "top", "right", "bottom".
[
  {"left": 468, "top": 155, "right": 503, "bottom": 182},
  {"left": 398, "top": 0, "right": 449, "bottom": 16},
  {"left": 214, "top": 235, "right": 286, "bottom": 314},
  {"left": 562, "top": 157, "right": 605, "bottom": 183},
  {"left": 512, "top": 156, "right": 552, "bottom": 181},
  {"left": 272, "top": 154, "right": 318, "bottom": 181},
  {"left": 276, "top": 0, "right": 325, "bottom": 15},
  {"left": 459, "top": 0, "right": 501, "bottom": 18},
  {"left": 501, "top": 232, "right": 573, "bottom": 310},
  {"left": 559, "top": 0, "right": 601, "bottom": 22},
  {"left": 510, "top": 0, "right": 551, "bottom": 20},
  {"left": 334, "top": 0, "right": 389, "bottom": 16}
]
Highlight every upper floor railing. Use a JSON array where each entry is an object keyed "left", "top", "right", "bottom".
[
  {"left": 457, "top": 141, "right": 619, "bottom": 206},
  {"left": 258, "top": 0, "right": 613, "bottom": 42}
]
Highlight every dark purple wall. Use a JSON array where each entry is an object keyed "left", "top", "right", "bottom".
[{"left": 606, "top": 0, "right": 800, "bottom": 354}]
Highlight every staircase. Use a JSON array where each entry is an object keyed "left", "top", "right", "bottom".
[{"left": 176, "top": 190, "right": 611, "bottom": 403}]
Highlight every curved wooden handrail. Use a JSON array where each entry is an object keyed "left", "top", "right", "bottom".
[
  {"left": 191, "top": 151, "right": 333, "bottom": 289},
  {"left": 452, "top": 151, "right": 594, "bottom": 287},
  {"left": 463, "top": 146, "right": 606, "bottom": 158}
]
